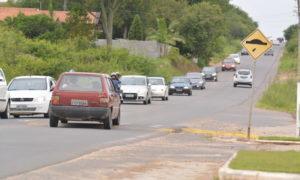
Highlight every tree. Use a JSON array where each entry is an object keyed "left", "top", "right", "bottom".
[
  {"left": 98, "top": 0, "right": 122, "bottom": 46},
  {"left": 4, "top": 13, "right": 58, "bottom": 39},
  {"left": 284, "top": 24, "right": 297, "bottom": 41},
  {"left": 177, "top": 2, "right": 225, "bottom": 65},
  {"left": 147, "top": 18, "right": 184, "bottom": 45},
  {"left": 128, "top": 15, "right": 144, "bottom": 40},
  {"left": 65, "top": 4, "right": 93, "bottom": 38}
]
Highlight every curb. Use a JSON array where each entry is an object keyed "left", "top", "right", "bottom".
[
  {"left": 256, "top": 140, "right": 300, "bottom": 145},
  {"left": 219, "top": 153, "right": 300, "bottom": 180},
  {"left": 182, "top": 128, "right": 258, "bottom": 140}
]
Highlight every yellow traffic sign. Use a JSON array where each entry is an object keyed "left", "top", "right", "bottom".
[{"left": 241, "top": 29, "right": 272, "bottom": 60}]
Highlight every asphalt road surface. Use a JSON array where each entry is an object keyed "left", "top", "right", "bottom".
[{"left": 0, "top": 45, "right": 289, "bottom": 178}]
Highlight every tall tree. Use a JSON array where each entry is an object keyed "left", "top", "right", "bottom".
[
  {"left": 98, "top": 0, "right": 121, "bottom": 46},
  {"left": 128, "top": 15, "right": 144, "bottom": 40}
]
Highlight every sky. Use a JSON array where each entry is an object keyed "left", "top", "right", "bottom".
[{"left": 231, "top": 0, "right": 298, "bottom": 38}]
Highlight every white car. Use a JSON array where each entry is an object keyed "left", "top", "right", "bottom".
[
  {"left": 8, "top": 76, "right": 56, "bottom": 118},
  {"left": 233, "top": 69, "right": 253, "bottom": 88},
  {"left": 149, "top": 77, "right": 169, "bottom": 101},
  {"left": 120, "top": 75, "right": 151, "bottom": 105},
  {"left": 229, "top": 54, "right": 241, "bottom": 64},
  {"left": 0, "top": 68, "right": 9, "bottom": 119}
]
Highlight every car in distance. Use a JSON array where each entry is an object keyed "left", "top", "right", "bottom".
[
  {"left": 222, "top": 58, "right": 236, "bottom": 71},
  {"left": 228, "top": 53, "right": 241, "bottom": 64},
  {"left": 148, "top": 77, "right": 169, "bottom": 101},
  {"left": 50, "top": 72, "right": 121, "bottom": 129},
  {"left": 233, "top": 69, "right": 253, "bottom": 88},
  {"left": 8, "top": 76, "right": 55, "bottom": 118},
  {"left": 0, "top": 68, "right": 9, "bottom": 119},
  {"left": 169, "top": 76, "right": 192, "bottom": 96},
  {"left": 264, "top": 49, "right": 274, "bottom": 56},
  {"left": 202, "top": 67, "right": 218, "bottom": 82},
  {"left": 186, "top": 72, "right": 206, "bottom": 89},
  {"left": 120, "top": 75, "right": 151, "bottom": 105},
  {"left": 241, "top": 49, "right": 249, "bottom": 56}
]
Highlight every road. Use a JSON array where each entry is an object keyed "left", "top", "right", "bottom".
[{"left": 0, "top": 45, "right": 293, "bottom": 178}]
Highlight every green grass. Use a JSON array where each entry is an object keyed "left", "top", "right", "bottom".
[
  {"left": 257, "top": 79, "right": 296, "bottom": 113},
  {"left": 210, "top": 39, "right": 241, "bottom": 64},
  {"left": 259, "top": 136, "right": 300, "bottom": 142},
  {"left": 230, "top": 150, "right": 300, "bottom": 174},
  {"left": 257, "top": 33, "right": 297, "bottom": 114}
]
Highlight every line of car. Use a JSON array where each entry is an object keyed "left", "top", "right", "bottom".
[{"left": 0, "top": 48, "right": 271, "bottom": 129}]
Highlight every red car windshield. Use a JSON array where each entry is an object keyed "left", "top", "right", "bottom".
[{"left": 59, "top": 74, "right": 102, "bottom": 92}]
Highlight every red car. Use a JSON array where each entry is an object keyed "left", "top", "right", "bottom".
[
  {"left": 222, "top": 58, "right": 236, "bottom": 71},
  {"left": 49, "top": 72, "right": 121, "bottom": 129}
]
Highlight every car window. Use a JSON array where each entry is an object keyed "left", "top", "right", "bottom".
[
  {"left": 238, "top": 71, "right": 251, "bottom": 75},
  {"left": 186, "top": 73, "right": 203, "bottom": 78},
  {"left": 59, "top": 75, "right": 102, "bottom": 92},
  {"left": 172, "top": 78, "right": 188, "bottom": 83},
  {"left": 149, "top": 78, "right": 164, "bottom": 85},
  {"left": 9, "top": 78, "right": 47, "bottom": 91},
  {"left": 106, "top": 78, "right": 115, "bottom": 93},
  {"left": 202, "top": 67, "right": 216, "bottom": 73},
  {"left": 121, "top": 77, "right": 146, "bottom": 85}
]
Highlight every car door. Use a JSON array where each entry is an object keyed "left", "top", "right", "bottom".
[
  {"left": 0, "top": 69, "right": 7, "bottom": 111},
  {"left": 106, "top": 78, "right": 120, "bottom": 119}
]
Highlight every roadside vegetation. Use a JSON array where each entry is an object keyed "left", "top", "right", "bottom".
[
  {"left": 0, "top": 0, "right": 256, "bottom": 80},
  {"left": 259, "top": 136, "right": 300, "bottom": 142},
  {"left": 230, "top": 150, "right": 300, "bottom": 174},
  {"left": 257, "top": 25, "right": 297, "bottom": 114}
]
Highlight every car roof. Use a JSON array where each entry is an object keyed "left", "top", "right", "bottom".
[
  {"left": 13, "top": 75, "right": 51, "bottom": 79},
  {"left": 148, "top": 77, "right": 165, "bottom": 79},
  {"left": 173, "top": 76, "right": 188, "bottom": 79},
  {"left": 62, "top": 72, "right": 104, "bottom": 76},
  {"left": 237, "top": 69, "right": 251, "bottom": 72},
  {"left": 122, "top": 75, "right": 147, "bottom": 78}
]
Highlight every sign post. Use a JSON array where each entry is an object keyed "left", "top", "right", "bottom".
[
  {"left": 241, "top": 29, "right": 272, "bottom": 140},
  {"left": 297, "top": 82, "right": 300, "bottom": 136}
]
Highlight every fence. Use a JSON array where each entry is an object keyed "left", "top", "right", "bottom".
[{"left": 95, "top": 39, "right": 170, "bottom": 58}]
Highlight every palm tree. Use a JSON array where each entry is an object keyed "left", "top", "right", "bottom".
[{"left": 147, "top": 18, "right": 184, "bottom": 46}]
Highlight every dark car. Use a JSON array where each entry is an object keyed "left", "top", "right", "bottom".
[
  {"left": 202, "top": 67, "right": 218, "bottom": 81},
  {"left": 186, "top": 72, "right": 206, "bottom": 89},
  {"left": 241, "top": 49, "right": 249, "bottom": 56},
  {"left": 169, "top": 77, "right": 192, "bottom": 96},
  {"left": 264, "top": 49, "right": 274, "bottom": 56},
  {"left": 49, "top": 72, "right": 121, "bottom": 130},
  {"left": 222, "top": 58, "right": 236, "bottom": 71}
]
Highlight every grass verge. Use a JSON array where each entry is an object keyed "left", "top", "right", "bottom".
[
  {"left": 257, "top": 79, "right": 296, "bottom": 113},
  {"left": 230, "top": 150, "right": 300, "bottom": 174},
  {"left": 259, "top": 136, "right": 300, "bottom": 142}
]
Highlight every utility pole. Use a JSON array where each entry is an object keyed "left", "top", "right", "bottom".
[{"left": 297, "top": 0, "right": 300, "bottom": 136}]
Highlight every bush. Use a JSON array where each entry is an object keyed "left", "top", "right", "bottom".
[{"left": 4, "top": 13, "right": 59, "bottom": 39}]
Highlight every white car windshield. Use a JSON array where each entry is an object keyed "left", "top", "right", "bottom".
[
  {"left": 59, "top": 75, "right": 102, "bottom": 92},
  {"left": 149, "top": 78, "right": 164, "bottom": 85},
  {"left": 9, "top": 78, "right": 47, "bottom": 91},
  {"left": 121, "top": 77, "right": 146, "bottom": 85}
]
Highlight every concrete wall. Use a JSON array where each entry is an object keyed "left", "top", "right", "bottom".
[{"left": 95, "top": 39, "right": 170, "bottom": 58}]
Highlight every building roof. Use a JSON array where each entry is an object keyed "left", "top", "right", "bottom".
[{"left": 0, "top": 7, "right": 99, "bottom": 24}]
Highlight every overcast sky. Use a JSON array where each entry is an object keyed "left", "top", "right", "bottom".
[{"left": 231, "top": 0, "right": 298, "bottom": 38}]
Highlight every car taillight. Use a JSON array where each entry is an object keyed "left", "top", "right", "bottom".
[
  {"left": 235, "top": 75, "right": 238, "bottom": 78},
  {"left": 52, "top": 96, "right": 60, "bottom": 105},
  {"left": 250, "top": 76, "right": 253, "bottom": 79},
  {"left": 99, "top": 92, "right": 109, "bottom": 104},
  {"left": 222, "top": 64, "right": 225, "bottom": 67}
]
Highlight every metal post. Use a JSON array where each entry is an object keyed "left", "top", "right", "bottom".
[
  {"left": 297, "top": 0, "right": 300, "bottom": 136},
  {"left": 247, "top": 61, "right": 256, "bottom": 140}
]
